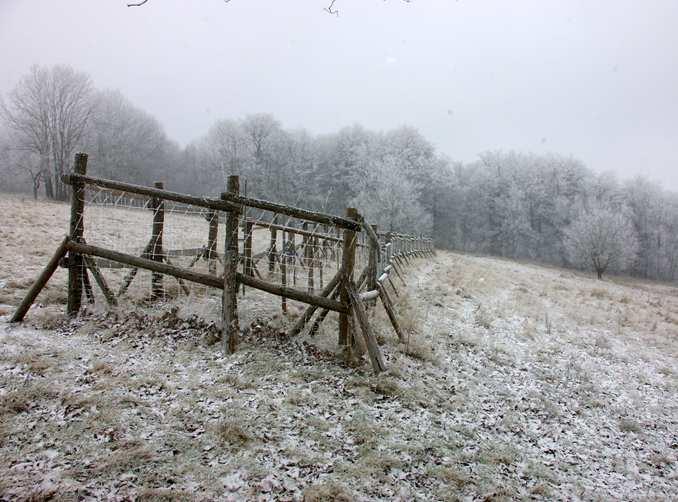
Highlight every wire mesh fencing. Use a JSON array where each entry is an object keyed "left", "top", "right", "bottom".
[{"left": 12, "top": 152, "right": 434, "bottom": 372}]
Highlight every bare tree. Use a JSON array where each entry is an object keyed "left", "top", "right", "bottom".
[
  {"left": 1, "top": 65, "right": 94, "bottom": 200},
  {"left": 87, "top": 89, "right": 167, "bottom": 184},
  {"left": 351, "top": 155, "right": 432, "bottom": 234},
  {"left": 564, "top": 206, "right": 639, "bottom": 279}
]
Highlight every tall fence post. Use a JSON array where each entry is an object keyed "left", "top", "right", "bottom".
[
  {"left": 339, "top": 207, "right": 358, "bottom": 347},
  {"left": 304, "top": 222, "right": 314, "bottom": 293},
  {"left": 151, "top": 181, "right": 165, "bottom": 300},
  {"left": 67, "top": 153, "right": 88, "bottom": 316},
  {"left": 318, "top": 235, "right": 324, "bottom": 289},
  {"left": 281, "top": 231, "right": 288, "bottom": 314},
  {"left": 385, "top": 232, "right": 392, "bottom": 266},
  {"left": 207, "top": 210, "right": 219, "bottom": 275},
  {"left": 269, "top": 226, "right": 277, "bottom": 273},
  {"left": 368, "top": 224, "right": 378, "bottom": 296},
  {"left": 245, "top": 221, "right": 253, "bottom": 278},
  {"left": 222, "top": 176, "right": 240, "bottom": 354},
  {"left": 289, "top": 230, "right": 297, "bottom": 286}
]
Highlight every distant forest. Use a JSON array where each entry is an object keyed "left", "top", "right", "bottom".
[{"left": 2, "top": 65, "right": 677, "bottom": 282}]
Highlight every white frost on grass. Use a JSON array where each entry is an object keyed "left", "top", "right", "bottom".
[{"left": 1, "top": 199, "right": 677, "bottom": 500}]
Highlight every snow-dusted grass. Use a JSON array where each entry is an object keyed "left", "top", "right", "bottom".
[
  {"left": 0, "top": 193, "right": 334, "bottom": 328},
  {"left": 1, "top": 194, "right": 677, "bottom": 499}
]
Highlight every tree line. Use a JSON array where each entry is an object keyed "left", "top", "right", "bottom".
[{"left": 2, "top": 65, "right": 676, "bottom": 282}]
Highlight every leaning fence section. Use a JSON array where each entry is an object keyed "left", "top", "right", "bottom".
[{"left": 11, "top": 153, "right": 434, "bottom": 374}]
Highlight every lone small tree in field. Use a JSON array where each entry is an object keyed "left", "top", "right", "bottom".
[{"left": 564, "top": 206, "right": 638, "bottom": 279}]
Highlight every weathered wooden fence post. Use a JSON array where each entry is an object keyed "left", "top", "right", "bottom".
[
  {"left": 318, "top": 234, "right": 324, "bottom": 289},
  {"left": 67, "top": 153, "right": 88, "bottom": 316},
  {"left": 289, "top": 230, "right": 297, "bottom": 286},
  {"left": 367, "top": 224, "right": 379, "bottom": 309},
  {"left": 245, "top": 220, "right": 253, "bottom": 278},
  {"left": 222, "top": 176, "right": 241, "bottom": 354},
  {"left": 304, "top": 222, "right": 314, "bottom": 293},
  {"left": 339, "top": 207, "right": 358, "bottom": 347},
  {"left": 281, "top": 230, "right": 288, "bottom": 314},
  {"left": 269, "top": 226, "right": 277, "bottom": 273},
  {"left": 151, "top": 181, "right": 165, "bottom": 300},
  {"left": 368, "top": 224, "right": 378, "bottom": 285},
  {"left": 207, "top": 210, "right": 219, "bottom": 275}
]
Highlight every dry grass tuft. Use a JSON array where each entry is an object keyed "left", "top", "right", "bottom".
[
  {"left": 590, "top": 288, "right": 610, "bottom": 300},
  {"left": 370, "top": 375, "right": 402, "bottom": 398},
  {"left": 215, "top": 419, "right": 252, "bottom": 448},
  {"left": 429, "top": 465, "right": 470, "bottom": 487},
  {"left": 136, "top": 488, "right": 195, "bottom": 501},
  {"left": 95, "top": 441, "right": 156, "bottom": 474},
  {"left": 398, "top": 336, "right": 438, "bottom": 363},
  {"left": 12, "top": 351, "right": 54, "bottom": 376},
  {"left": 0, "top": 382, "right": 60, "bottom": 417},
  {"left": 88, "top": 360, "right": 114, "bottom": 376},
  {"left": 619, "top": 418, "right": 642, "bottom": 433},
  {"left": 302, "top": 481, "right": 354, "bottom": 502},
  {"left": 474, "top": 305, "right": 493, "bottom": 329}
]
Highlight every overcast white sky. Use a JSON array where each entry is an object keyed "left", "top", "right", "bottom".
[{"left": 1, "top": 0, "right": 677, "bottom": 190}]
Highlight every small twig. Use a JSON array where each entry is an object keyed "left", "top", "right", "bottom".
[
  {"left": 325, "top": 0, "right": 340, "bottom": 16},
  {"left": 127, "top": 0, "right": 229, "bottom": 6}
]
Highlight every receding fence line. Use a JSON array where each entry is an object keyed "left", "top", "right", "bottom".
[{"left": 11, "top": 152, "right": 434, "bottom": 374}]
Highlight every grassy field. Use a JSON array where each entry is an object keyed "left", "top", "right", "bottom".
[{"left": 1, "top": 194, "right": 677, "bottom": 500}]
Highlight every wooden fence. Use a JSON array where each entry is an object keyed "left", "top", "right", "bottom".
[{"left": 10, "top": 153, "right": 434, "bottom": 374}]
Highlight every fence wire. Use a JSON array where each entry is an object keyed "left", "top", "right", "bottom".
[{"left": 78, "top": 183, "right": 379, "bottom": 328}]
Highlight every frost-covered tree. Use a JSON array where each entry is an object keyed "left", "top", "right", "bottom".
[
  {"left": 350, "top": 156, "right": 432, "bottom": 234},
  {"left": 0, "top": 130, "right": 40, "bottom": 196},
  {"left": 1, "top": 65, "right": 94, "bottom": 200},
  {"left": 201, "top": 118, "right": 250, "bottom": 181},
  {"left": 87, "top": 90, "right": 170, "bottom": 185},
  {"left": 564, "top": 206, "right": 638, "bottom": 279}
]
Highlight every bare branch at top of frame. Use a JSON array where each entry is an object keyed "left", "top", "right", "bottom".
[
  {"left": 325, "top": 0, "right": 339, "bottom": 16},
  {"left": 127, "top": 0, "right": 230, "bottom": 6}
]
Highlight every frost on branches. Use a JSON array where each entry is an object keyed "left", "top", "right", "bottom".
[{"left": 564, "top": 206, "right": 639, "bottom": 279}]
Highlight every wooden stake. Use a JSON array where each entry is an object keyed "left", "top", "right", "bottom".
[
  {"left": 268, "top": 226, "right": 277, "bottom": 273},
  {"left": 281, "top": 230, "right": 287, "bottom": 314},
  {"left": 82, "top": 267, "right": 95, "bottom": 304},
  {"left": 242, "top": 219, "right": 253, "bottom": 296},
  {"left": 164, "top": 256, "right": 191, "bottom": 296},
  {"left": 245, "top": 221, "right": 253, "bottom": 277},
  {"left": 67, "top": 153, "right": 87, "bottom": 316},
  {"left": 339, "top": 208, "right": 358, "bottom": 347},
  {"left": 346, "top": 283, "right": 386, "bottom": 374},
  {"left": 391, "top": 259, "right": 407, "bottom": 286},
  {"left": 367, "top": 223, "right": 378, "bottom": 307},
  {"left": 287, "top": 270, "right": 342, "bottom": 336},
  {"left": 151, "top": 181, "right": 165, "bottom": 300},
  {"left": 207, "top": 210, "right": 219, "bottom": 275},
  {"left": 11, "top": 237, "right": 70, "bottom": 323},
  {"left": 84, "top": 256, "right": 117, "bottom": 306},
  {"left": 290, "top": 231, "right": 297, "bottom": 286},
  {"left": 304, "top": 222, "right": 314, "bottom": 293},
  {"left": 378, "top": 282, "right": 405, "bottom": 342},
  {"left": 222, "top": 176, "right": 241, "bottom": 354},
  {"left": 317, "top": 236, "right": 324, "bottom": 290},
  {"left": 387, "top": 275, "right": 399, "bottom": 297}
]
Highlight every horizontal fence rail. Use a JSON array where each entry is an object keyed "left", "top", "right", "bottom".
[{"left": 14, "top": 152, "right": 434, "bottom": 374}]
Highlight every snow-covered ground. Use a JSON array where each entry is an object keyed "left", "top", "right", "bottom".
[{"left": 1, "top": 195, "right": 677, "bottom": 500}]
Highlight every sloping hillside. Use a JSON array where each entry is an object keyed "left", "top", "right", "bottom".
[{"left": 1, "top": 196, "right": 677, "bottom": 500}]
